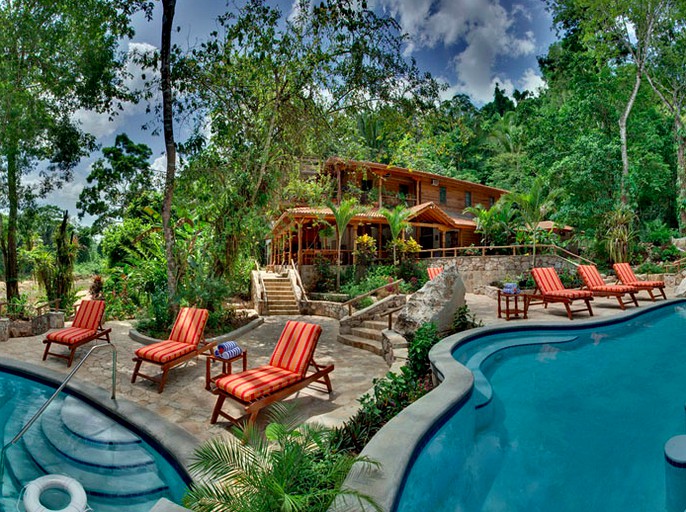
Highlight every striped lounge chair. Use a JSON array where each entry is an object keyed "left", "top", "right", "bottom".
[
  {"left": 42, "top": 300, "right": 111, "bottom": 367},
  {"left": 131, "top": 307, "right": 210, "bottom": 393},
  {"left": 427, "top": 267, "right": 443, "bottom": 280},
  {"left": 577, "top": 264, "right": 639, "bottom": 310},
  {"left": 613, "top": 262, "right": 667, "bottom": 301},
  {"left": 209, "top": 320, "right": 334, "bottom": 426},
  {"left": 525, "top": 267, "right": 594, "bottom": 320}
]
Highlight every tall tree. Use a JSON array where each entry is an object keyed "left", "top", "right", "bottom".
[
  {"left": 644, "top": 3, "right": 686, "bottom": 232},
  {"left": 0, "top": 1, "right": 140, "bottom": 302},
  {"left": 77, "top": 133, "right": 155, "bottom": 232},
  {"left": 160, "top": 0, "right": 178, "bottom": 308}
]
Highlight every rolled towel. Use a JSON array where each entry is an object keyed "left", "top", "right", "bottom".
[{"left": 214, "top": 341, "right": 243, "bottom": 360}]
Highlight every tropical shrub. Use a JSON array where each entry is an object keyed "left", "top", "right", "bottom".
[
  {"left": 451, "top": 305, "right": 483, "bottom": 334},
  {"left": 185, "top": 408, "right": 379, "bottom": 512},
  {"left": 635, "top": 262, "right": 666, "bottom": 274},
  {"left": 407, "top": 322, "right": 440, "bottom": 378},
  {"left": 641, "top": 219, "right": 675, "bottom": 246}
]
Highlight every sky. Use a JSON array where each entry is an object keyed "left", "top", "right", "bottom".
[{"left": 40, "top": 0, "right": 559, "bottom": 223}]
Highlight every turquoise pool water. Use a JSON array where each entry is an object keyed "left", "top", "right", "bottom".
[
  {"left": 0, "top": 369, "right": 189, "bottom": 511},
  {"left": 396, "top": 303, "right": 686, "bottom": 511}
]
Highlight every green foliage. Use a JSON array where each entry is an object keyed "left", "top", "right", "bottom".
[
  {"left": 635, "top": 262, "right": 666, "bottom": 274},
  {"left": 602, "top": 206, "right": 637, "bottom": 264},
  {"left": 331, "top": 367, "right": 433, "bottom": 454},
  {"left": 6, "top": 295, "right": 31, "bottom": 321},
  {"left": 451, "top": 305, "right": 484, "bottom": 334},
  {"left": 407, "top": 323, "right": 440, "bottom": 379},
  {"left": 312, "top": 254, "right": 336, "bottom": 293},
  {"left": 641, "top": 219, "right": 675, "bottom": 246},
  {"left": 185, "top": 406, "right": 380, "bottom": 512}
]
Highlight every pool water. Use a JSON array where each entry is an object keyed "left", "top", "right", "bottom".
[
  {"left": 397, "top": 304, "right": 686, "bottom": 511},
  {"left": 0, "top": 370, "right": 189, "bottom": 512}
]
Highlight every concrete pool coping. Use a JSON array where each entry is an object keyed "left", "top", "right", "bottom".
[
  {"left": 0, "top": 358, "right": 197, "bottom": 482},
  {"left": 338, "top": 298, "right": 686, "bottom": 512}
]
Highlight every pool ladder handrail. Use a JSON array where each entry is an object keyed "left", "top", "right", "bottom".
[{"left": 0, "top": 342, "right": 117, "bottom": 491}]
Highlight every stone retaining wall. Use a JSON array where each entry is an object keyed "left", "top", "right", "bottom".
[
  {"left": 299, "top": 300, "right": 346, "bottom": 320},
  {"left": 428, "top": 254, "right": 576, "bottom": 292}
]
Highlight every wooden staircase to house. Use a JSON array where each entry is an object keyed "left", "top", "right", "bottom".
[
  {"left": 262, "top": 275, "right": 300, "bottom": 316},
  {"left": 337, "top": 319, "right": 387, "bottom": 356}
]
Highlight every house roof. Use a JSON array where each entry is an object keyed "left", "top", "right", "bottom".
[
  {"left": 324, "top": 157, "right": 510, "bottom": 195},
  {"left": 272, "top": 202, "right": 476, "bottom": 234},
  {"left": 537, "top": 220, "right": 573, "bottom": 232}
]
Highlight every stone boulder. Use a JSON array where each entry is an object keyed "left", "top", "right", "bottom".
[
  {"left": 393, "top": 265, "right": 466, "bottom": 337},
  {"left": 9, "top": 320, "right": 33, "bottom": 338},
  {"left": 676, "top": 277, "right": 686, "bottom": 298}
]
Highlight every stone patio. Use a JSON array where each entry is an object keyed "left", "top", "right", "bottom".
[{"left": 0, "top": 287, "right": 675, "bottom": 450}]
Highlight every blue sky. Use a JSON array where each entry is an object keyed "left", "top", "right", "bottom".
[{"left": 42, "top": 0, "right": 558, "bottom": 222}]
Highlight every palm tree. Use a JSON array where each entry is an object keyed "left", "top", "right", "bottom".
[
  {"left": 184, "top": 407, "right": 380, "bottom": 512},
  {"left": 380, "top": 205, "right": 412, "bottom": 265},
  {"left": 502, "top": 177, "right": 563, "bottom": 264},
  {"left": 327, "top": 198, "right": 364, "bottom": 290}
]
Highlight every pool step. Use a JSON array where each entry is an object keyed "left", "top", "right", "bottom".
[{"left": 3, "top": 394, "right": 174, "bottom": 510}]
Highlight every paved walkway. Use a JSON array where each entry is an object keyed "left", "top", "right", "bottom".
[{"left": 0, "top": 288, "right": 675, "bottom": 445}]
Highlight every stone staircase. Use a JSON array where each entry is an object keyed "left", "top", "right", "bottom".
[
  {"left": 263, "top": 275, "right": 300, "bottom": 316},
  {"left": 337, "top": 319, "right": 387, "bottom": 356}
]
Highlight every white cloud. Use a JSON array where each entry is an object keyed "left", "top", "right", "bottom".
[
  {"left": 377, "top": 0, "right": 538, "bottom": 104},
  {"left": 518, "top": 67, "right": 546, "bottom": 96}
]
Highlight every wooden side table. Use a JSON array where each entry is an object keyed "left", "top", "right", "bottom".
[
  {"left": 205, "top": 350, "right": 248, "bottom": 390},
  {"left": 497, "top": 290, "right": 525, "bottom": 320}
]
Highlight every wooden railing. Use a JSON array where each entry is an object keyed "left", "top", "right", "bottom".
[
  {"left": 341, "top": 279, "right": 403, "bottom": 317},
  {"left": 290, "top": 259, "right": 308, "bottom": 302},
  {"left": 380, "top": 305, "right": 405, "bottom": 330},
  {"left": 418, "top": 244, "right": 595, "bottom": 266},
  {"left": 665, "top": 256, "right": 686, "bottom": 273}
]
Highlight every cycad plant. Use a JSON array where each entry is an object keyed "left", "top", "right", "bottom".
[
  {"left": 380, "top": 204, "right": 411, "bottom": 265},
  {"left": 184, "top": 406, "right": 380, "bottom": 512},
  {"left": 603, "top": 206, "right": 637, "bottom": 263},
  {"left": 327, "top": 198, "right": 365, "bottom": 290},
  {"left": 502, "top": 177, "right": 562, "bottom": 264}
]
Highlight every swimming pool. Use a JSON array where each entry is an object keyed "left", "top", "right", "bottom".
[
  {"left": 0, "top": 361, "right": 192, "bottom": 511},
  {"left": 348, "top": 300, "right": 686, "bottom": 511}
]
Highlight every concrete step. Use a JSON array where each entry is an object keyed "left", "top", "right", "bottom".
[
  {"left": 267, "top": 299, "right": 298, "bottom": 306},
  {"left": 266, "top": 292, "right": 297, "bottom": 299},
  {"left": 362, "top": 320, "right": 388, "bottom": 330},
  {"left": 350, "top": 327, "right": 384, "bottom": 342},
  {"left": 337, "top": 334, "right": 383, "bottom": 356}
]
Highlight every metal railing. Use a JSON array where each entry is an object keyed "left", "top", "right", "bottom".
[
  {"left": 341, "top": 279, "right": 403, "bottom": 317},
  {"left": 0, "top": 343, "right": 117, "bottom": 491}
]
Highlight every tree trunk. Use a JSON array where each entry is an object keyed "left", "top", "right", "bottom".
[
  {"left": 618, "top": 71, "right": 642, "bottom": 205},
  {"left": 161, "top": 0, "right": 178, "bottom": 309},
  {"left": 676, "top": 117, "right": 686, "bottom": 233},
  {"left": 5, "top": 148, "right": 19, "bottom": 302}
]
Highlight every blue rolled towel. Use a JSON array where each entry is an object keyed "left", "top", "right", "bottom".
[{"left": 215, "top": 341, "right": 242, "bottom": 360}]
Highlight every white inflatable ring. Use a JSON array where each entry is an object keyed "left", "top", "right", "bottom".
[{"left": 23, "top": 474, "right": 88, "bottom": 512}]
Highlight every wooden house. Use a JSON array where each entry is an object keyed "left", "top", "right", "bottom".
[{"left": 269, "top": 158, "right": 509, "bottom": 267}]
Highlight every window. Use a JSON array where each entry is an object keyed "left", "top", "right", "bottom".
[
  {"left": 465, "top": 191, "right": 472, "bottom": 207},
  {"left": 439, "top": 186, "right": 447, "bottom": 204},
  {"left": 361, "top": 179, "right": 373, "bottom": 192},
  {"left": 489, "top": 196, "right": 495, "bottom": 207}
]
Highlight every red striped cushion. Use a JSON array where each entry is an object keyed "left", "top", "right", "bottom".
[
  {"left": 577, "top": 265, "right": 605, "bottom": 289},
  {"left": 546, "top": 289, "right": 594, "bottom": 299},
  {"left": 135, "top": 341, "right": 197, "bottom": 363},
  {"left": 46, "top": 327, "right": 97, "bottom": 344},
  {"left": 427, "top": 267, "right": 443, "bottom": 280},
  {"left": 215, "top": 365, "right": 300, "bottom": 402},
  {"left": 269, "top": 321, "right": 322, "bottom": 376},
  {"left": 625, "top": 281, "right": 665, "bottom": 288},
  {"left": 169, "top": 307, "right": 209, "bottom": 346},
  {"left": 531, "top": 267, "right": 565, "bottom": 294},
  {"left": 613, "top": 263, "right": 637, "bottom": 285},
  {"left": 591, "top": 285, "right": 636, "bottom": 293},
  {"left": 72, "top": 300, "right": 105, "bottom": 330}
]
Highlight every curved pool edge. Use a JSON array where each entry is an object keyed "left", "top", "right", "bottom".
[
  {"left": 336, "top": 298, "right": 686, "bottom": 512},
  {"left": 0, "top": 357, "right": 197, "bottom": 484}
]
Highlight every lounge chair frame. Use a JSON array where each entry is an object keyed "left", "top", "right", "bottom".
[
  {"left": 209, "top": 358, "right": 334, "bottom": 426},
  {"left": 131, "top": 339, "right": 217, "bottom": 393},
  {"left": 577, "top": 265, "right": 639, "bottom": 310},
  {"left": 613, "top": 263, "right": 667, "bottom": 301},
  {"left": 42, "top": 300, "right": 111, "bottom": 367},
  {"left": 525, "top": 267, "right": 594, "bottom": 320},
  {"left": 42, "top": 327, "right": 112, "bottom": 367}
]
